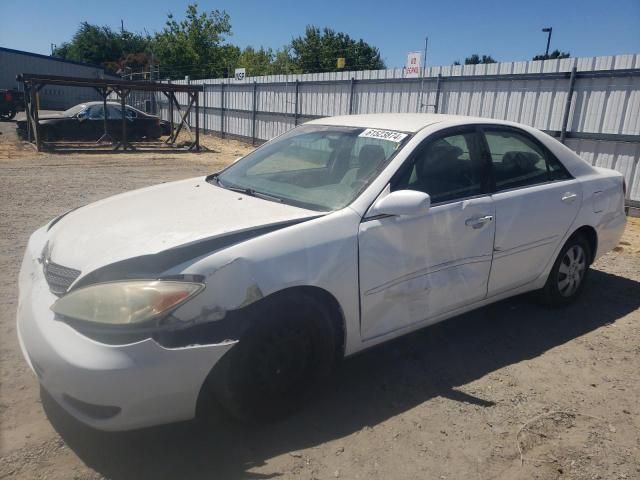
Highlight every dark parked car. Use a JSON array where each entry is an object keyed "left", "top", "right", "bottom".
[
  {"left": 0, "top": 89, "right": 25, "bottom": 120},
  {"left": 16, "top": 101, "right": 171, "bottom": 141}
]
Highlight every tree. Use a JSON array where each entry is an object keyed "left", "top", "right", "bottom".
[
  {"left": 52, "top": 22, "right": 150, "bottom": 72},
  {"left": 533, "top": 49, "right": 570, "bottom": 61},
  {"left": 271, "top": 48, "right": 302, "bottom": 75},
  {"left": 51, "top": 9, "right": 385, "bottom": 79},
  {"left": 463, "top": 54, "right": 497, "bottom": 65},
  {"left": 152, "top": 4, "right": 233, "bottom": 79},
  {"left": 236, "top": 47, "right": 275, "bottom": 76},
  {"left": 290, "top": 26, "right": 385, "bottom": 73}
]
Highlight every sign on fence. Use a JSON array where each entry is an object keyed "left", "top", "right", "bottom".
[
  {"left": 405, "top": 51, "right": 422, "bottom": 78},
  {"left": 235, "top": 68, "right": 246, "bottom": 81}
]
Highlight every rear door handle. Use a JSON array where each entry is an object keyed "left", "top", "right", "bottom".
[
  {"left": 561, "top": 192, "right": 578, "bottom": 203},
  {"left": 465, "top": 215, "right": 494, "bottom": 229}
]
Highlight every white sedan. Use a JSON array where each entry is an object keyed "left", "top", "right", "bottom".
[{"left": 17, "top": 114, "right": 626, "bottom": 430}]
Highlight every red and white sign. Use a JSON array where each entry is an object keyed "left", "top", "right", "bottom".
[{"left": 405, "top": 51, "right": 422, "bottom": 78}]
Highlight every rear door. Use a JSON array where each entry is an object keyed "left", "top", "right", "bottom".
[
  {"left": 358, "top": 127, "right": 496, "bottom": 340},
  {"left": 480, "top": 126, "right": 581, "bottom": 296}
]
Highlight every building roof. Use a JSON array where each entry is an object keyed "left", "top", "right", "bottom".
[{"left": 0, "top": 46, "right": 107, "bottom": 71}]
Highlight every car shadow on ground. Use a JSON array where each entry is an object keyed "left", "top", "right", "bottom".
[{"left": 42, "top": 270, "right": 640, "bottom": 480}]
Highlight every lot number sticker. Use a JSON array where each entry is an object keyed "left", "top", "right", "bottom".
[{"left": 359, "top": 129, "right": 408, "bottom": 142}]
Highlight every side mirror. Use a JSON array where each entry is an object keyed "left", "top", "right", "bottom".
[
  {"left": 77, "top": 111, "right": 87, "bottom": 122},
  {"left": 370, "top": 190, "right": 431, "bottom": 217}
]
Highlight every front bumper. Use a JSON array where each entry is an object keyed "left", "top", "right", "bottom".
[{"left": 16, "top": 227, "right": 234, "bottom": 431}]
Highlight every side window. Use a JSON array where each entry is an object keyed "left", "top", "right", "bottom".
[
  {"left": 106, "top": 105, "right": 123, "bottom": 119},
  {"left": 88, "top": 105, "right": 104, "bottom": 119},
  {"left": 547, "top": 155, "right": 572, "bottom": 181},
  {"left": 484, "top": 129, "right": 570, "bottom": 191},
  {"left": 392, "top": 131, "right": 485, "bottom": 204},
  {"left": 125, "top": 108, "right": 137, "bottom": 119}
]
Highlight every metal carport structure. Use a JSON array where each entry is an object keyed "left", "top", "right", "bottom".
[{"left": 17, "top": 73, "right": 203, "bottom": 152}]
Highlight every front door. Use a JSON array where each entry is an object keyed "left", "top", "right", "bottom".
[{"left": 359, "top": 128, "right": 496, "bottom": 341}]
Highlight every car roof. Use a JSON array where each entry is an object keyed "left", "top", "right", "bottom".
[
  {"left": 307, "top": 113, "right": 519, "bottom": 133},
  {"left": 81, "top": 101, "right": 136, "bottom": 108},
  {"left": 306, "top": 113, "right": 471, "bottom": 133},
  {"left": 75, "top": 101, "right": 149, "bottom": 115}
]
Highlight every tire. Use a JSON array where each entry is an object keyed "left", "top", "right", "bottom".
[
  {"left": 539, "top": 233, "right": 591, "bottom": 307},
  {"left": 43, "top": 127, "right": 57, "bottom": 142},
  {"left": 147, "top": 126, "right": 161, "bottom": 140},
  {"left": 206, "top": 292, "right": 340, "bottom": 424}
]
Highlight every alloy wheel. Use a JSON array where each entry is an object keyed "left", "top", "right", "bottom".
[{"left": 557, "top": 244, "right": 587, "bottom": 297}]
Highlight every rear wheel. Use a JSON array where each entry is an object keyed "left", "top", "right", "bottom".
[
  {"left": 205, "top": 292, "right": 340, "bottom": 423},
  {"left": 540, "top": 234, "right": 591, "bottom": 306},
  {"left": 146, "top": 125, "right": 161, "bottom": 140}
]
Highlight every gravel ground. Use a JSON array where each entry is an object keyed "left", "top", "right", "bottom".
[{"left": 1, "top": 120, "right": 639, "bottom": 480}]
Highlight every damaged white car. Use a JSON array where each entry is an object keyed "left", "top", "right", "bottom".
[{"left": 18, "top": 114, "right": 626, "bottom": 431}]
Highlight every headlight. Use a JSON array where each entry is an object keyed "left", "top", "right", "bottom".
[{"left": 51, "top": 280, "right": 204, "bottom": 326}]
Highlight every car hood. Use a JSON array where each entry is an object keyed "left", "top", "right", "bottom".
[
  {"left": 38, "top": 113, "right": 67, "bottom": 121},
  {"left": 45, "top": 177, "right": 320, "bottom": 279}
]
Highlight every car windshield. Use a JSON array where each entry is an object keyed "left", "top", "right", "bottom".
[
  {"left": 63, "top": 104, "right": 87, "bottom": 116},
  {"left": 214, "top": 125, "right": 410, "bottom": 211}
]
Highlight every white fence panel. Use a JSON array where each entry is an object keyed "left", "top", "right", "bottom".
[{"left": 147, "top": 54, "right": 640, "bottom": 203}]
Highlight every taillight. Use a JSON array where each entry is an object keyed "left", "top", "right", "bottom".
[
  {"left": 5, "top": 93, "right": 12, "bottom": 102},
  {"left": 623, "top": 179, "right": 627, "bottom": 197},
  {"left": 155, "top": 119, "right": 160, "bottom": 126}
]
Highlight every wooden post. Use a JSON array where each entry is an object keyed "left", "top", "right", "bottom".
[{"left": 30, "top": 86, "right": 41, "bottom": 151}]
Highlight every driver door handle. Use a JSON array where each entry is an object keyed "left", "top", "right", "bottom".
[
  {"left": 561, "top": 192, "right": 578, "bottom": 203},
  {"left": 465, "top": 215, "right": 494, "bottom": 229}
]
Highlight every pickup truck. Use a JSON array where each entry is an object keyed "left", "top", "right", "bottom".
[{"left": 0, "top": 89, "right": 25, "bottom": 120}]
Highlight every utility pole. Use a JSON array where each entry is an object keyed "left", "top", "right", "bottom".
[
  {"left": 542, "top": 27, "right": 552, "bottom": 58},
  {"left": 417, "top": 36, "right": 428, "bottom": 111}
]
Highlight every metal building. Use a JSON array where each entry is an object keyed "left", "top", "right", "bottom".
[{"left": 0, "top": 47, "right": 112, "bottom": 109}]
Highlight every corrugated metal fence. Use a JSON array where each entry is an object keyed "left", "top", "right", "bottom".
[{"left": 148, "top": 54, "right": 640, "bottom": 203}]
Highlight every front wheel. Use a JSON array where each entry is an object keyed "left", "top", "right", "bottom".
[
  {"left": 0, "top": 109, "right": 16, "bottom": 121},
  {"left": 205, "top": 293, "right": 340, "bottom": 424},
  {"left": 539, "top": 234, "right": 591, "bottom": 307}
]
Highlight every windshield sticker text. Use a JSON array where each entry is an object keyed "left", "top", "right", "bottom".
[{"left": 358, "top": 129, "right": 408, "bottom": 142}]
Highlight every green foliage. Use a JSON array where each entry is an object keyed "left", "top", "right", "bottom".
[
  {"left": 52, "top": 22, "right": 150, "bottom": 72},
  {"left": 152, "top": 4, "right": 232, "bottom": 78},
  {"left": 463, "top": 54, "right": 497, "bottom": 65},
  {"left": 290, "top": 26, "right": 385, "bottom": 73},
  {"left": 51, "top": 6, "right": 386, "bottom": 79},
  {"left": 234, "top": 47, "right": 301, "bottom": 76},
  {"left": 533, "top": 49, "right": 571, "bottom": 61}
]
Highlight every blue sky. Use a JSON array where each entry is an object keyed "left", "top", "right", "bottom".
[{"left": 1, "top": 0, "right": 639, "bottom": 67}]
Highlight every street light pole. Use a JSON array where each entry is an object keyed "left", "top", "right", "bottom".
[
  {"left": 542, "top": 27, "right": 553, "bottom": 58},
  {"left": 418, "top": 36, "right": 428, "bottom": 111}
]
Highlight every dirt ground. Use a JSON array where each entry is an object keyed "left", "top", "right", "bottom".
[{"left": 1, "top": 120, "right": 639, "bottom": 480}]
